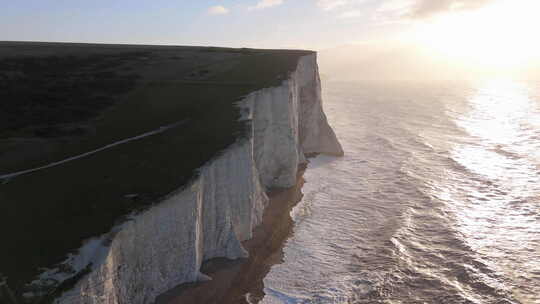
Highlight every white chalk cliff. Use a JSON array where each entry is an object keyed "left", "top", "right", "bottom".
[{"left": 51, "top": 54, "right": 343, "bottom": 304}]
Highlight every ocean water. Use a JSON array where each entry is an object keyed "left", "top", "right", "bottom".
[{"left": 261, "top": 79, "right": 540, "bottom": 304}]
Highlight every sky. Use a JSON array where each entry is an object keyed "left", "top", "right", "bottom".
[
  {"left": 2, "top": 0, "right": 539, "bottom": 80},
  {"left": 0, "top": 0, "right": 509, "bottom": 50}
]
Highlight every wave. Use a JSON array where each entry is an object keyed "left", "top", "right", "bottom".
[{"left": 262, "top": 80, "right": 540, "bottom": 304}]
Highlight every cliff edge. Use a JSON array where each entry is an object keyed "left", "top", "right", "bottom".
[{"left": 0, "top": 43, "right": 342, "bottom": 304}]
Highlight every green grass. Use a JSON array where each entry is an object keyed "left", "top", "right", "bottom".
[
  {"left": 0, "top": 52, "right": 145, "bottom": 137},
  {"left": 0, "top": 42, "right": 312, "bottom": 300}
]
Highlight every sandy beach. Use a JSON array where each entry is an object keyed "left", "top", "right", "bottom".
[{"left": 155, "top": 166, "right": 306, "bottom": 304}]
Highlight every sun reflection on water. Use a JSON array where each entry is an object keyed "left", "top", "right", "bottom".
[
  {"left": 458, "top": 79, "right": 532, "bottom": 142},
  {"left": 441, "top": 78, "right": 540, "bottom": 303},
  {"left": 261, "top": 80, "right": 540, "bottom": 304}
]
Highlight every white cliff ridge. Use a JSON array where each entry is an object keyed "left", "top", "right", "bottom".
[{"left": 50, "top": 53, "right": 343, "bottom": 304}]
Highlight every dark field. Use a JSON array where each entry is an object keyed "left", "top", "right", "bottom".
[
  {"left": 0, "top": 52, "right": 142, "bottom": 137},
  {"left": 0, "top": 41, "right": 311, "bottom": 301}
]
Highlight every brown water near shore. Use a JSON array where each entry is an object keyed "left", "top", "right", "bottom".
[{"left": 155, "top": 167, "right": 306, "bottom": 304}]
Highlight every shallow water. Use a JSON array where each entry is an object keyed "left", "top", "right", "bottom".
[{"left": 261, "top": 79, "right": 540, "bottom": 304}]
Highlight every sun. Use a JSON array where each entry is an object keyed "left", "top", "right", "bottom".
[{"left": 411, "top": 0, "right": 540, "bottom": 70}]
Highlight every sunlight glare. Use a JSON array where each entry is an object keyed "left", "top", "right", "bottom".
[{"left": 412, "top": 0, "right": 540, "bottom": 70}]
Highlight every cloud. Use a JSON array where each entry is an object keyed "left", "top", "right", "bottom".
[
  {"left": 373, "top": 0, "right": 415, "bottom": 21},
  {"left": 318, "top": 0, "right": 349, "bottom": 11},
  {"left": 410, "top": 0, "right": 495, "bottom": 17},
  {"left": 319, "top": 0, "right": 498, "bottom": 23},
  {"left": 249, "top": 0, "right": 284, "bottom": 10},
  {"left": 207, "top": 5, "right": 229, "bottom": 15},
  {"left": 338, "top": 10, "right": 364, "bottom": 18}
]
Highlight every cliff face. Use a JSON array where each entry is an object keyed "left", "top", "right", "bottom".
[{"left": 50, "top": 54, "right": 342, "bottom": 304}]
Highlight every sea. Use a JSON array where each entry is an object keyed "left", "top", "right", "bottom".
[{"left": 260, "top": 79, "right": 540, "bottom": 304}]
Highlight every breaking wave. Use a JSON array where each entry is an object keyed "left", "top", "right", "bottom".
[{"left": 261, "top": 79, "right": 540, "bottom": 304}]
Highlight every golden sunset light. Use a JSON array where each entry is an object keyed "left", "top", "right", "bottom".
[
  {"left": 2, "top": 1, "right": 540, "bottom": 303},
  {"left": 412, "top": 0, "right": 540, "bottom": 69}
]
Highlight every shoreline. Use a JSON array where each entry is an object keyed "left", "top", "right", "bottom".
[{"left": 155, "top": 165, "right": 306, "bottom": 304}]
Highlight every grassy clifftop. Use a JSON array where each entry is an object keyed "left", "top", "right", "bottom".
[{"left": 0, "top": 41, "right": 312, "bottom": 297}]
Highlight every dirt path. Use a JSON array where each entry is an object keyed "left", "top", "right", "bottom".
[{"left": 0, "top": 120, "right": 187, "bottom": 182}]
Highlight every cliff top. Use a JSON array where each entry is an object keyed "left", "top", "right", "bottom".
[{"left": 0, "top": 41, "right": 313, "bottom": 295}]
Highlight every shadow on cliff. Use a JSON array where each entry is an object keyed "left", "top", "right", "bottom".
[{"left": 155, "top": 166, "right": 307, "bottom": 304}]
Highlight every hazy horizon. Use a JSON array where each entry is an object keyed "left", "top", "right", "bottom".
[
  {"left": 3, "top": 2, "right": 540, "bottom": 303},
  {"left": 3, "top": 0, "right": 539, "bottom": 82},
  {"left": 319, "top": 42, "right": 540, "bottom": 82}
]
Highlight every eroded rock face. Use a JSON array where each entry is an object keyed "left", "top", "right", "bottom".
[
  {"left": 296, "top": 55, "right": 344, "bottom": 157},
  {"left": 52, "top": 54, "right": 343, "bottom": 304},
  {"left": 249, "top": 54, "right": 343, "bottom": 189}
]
